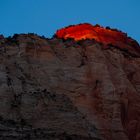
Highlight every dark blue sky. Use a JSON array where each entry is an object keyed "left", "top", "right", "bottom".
[{"left": 0, "top": 0, "right": 140, "bottom": 43}]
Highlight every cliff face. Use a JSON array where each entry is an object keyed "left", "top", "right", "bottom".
[{"left": 0, "top": 24, "right": 140, "bottom": 140}]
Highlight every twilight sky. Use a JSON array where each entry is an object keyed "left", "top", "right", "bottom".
[{"left": 0, "top": 0, "right": 140, "bottom": 43}]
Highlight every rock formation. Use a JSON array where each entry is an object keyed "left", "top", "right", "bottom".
[{"left": 0, "top": 23, "right": 140, "bottom": 140}]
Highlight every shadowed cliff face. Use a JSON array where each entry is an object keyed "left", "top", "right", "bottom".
[{"left": 0, "top": 24, "right": 140, "bottom": 140}]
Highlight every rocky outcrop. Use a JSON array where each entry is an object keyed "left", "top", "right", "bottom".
[{"left": 0, "top": 25, "right": 140, "bottom": 140}]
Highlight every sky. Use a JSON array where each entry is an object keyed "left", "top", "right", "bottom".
[{"left": 0, "top": 0, "right": 140, "bottom": 43}]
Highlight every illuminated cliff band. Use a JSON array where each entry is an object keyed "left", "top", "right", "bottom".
[{"left": 55, "top": 23, "right": 135, "bottom": 47}]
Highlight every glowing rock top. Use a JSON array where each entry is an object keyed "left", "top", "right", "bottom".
[{"left": 56, "top": 23, "right": 139, "bottom": 49}]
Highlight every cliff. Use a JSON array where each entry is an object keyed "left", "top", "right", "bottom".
[{"left": 0, "top": 23, "right": 140, "bottom": 140}]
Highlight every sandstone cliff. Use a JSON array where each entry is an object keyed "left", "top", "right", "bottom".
[{"left": 0, "top": 24, "right": 140, "bottom": 140}]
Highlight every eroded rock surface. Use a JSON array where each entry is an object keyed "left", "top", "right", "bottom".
[{"left": 0, "top": 32, "right": 140, "bottom": 140}]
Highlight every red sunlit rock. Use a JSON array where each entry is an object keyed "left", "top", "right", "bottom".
[{"left": 56, "top": 23, "right": 139, "bottom": 51}]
